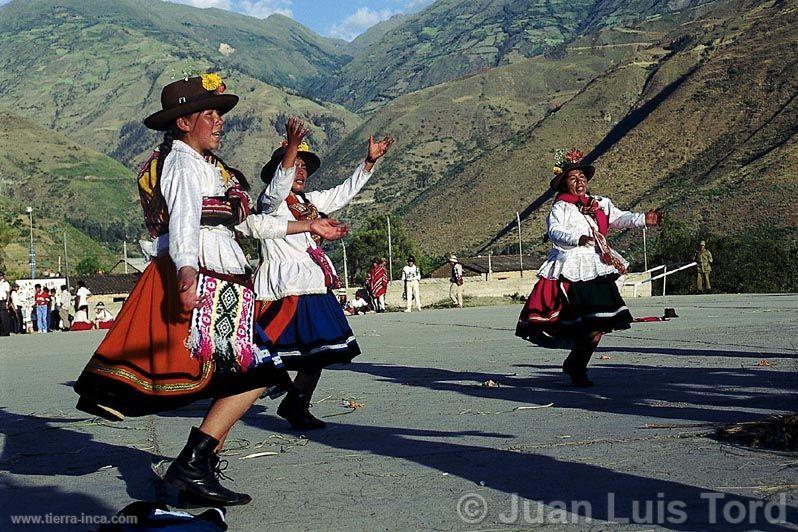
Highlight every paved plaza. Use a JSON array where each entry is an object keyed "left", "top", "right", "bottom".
[{"left": 1, "top": 294, "right": 797, "bottom": 530}]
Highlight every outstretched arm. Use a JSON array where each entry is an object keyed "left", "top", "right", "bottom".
[
  {"left": 237, "top": 214, "right": 349, "bottom": 241},
  {"left": 307, "top": 135, "right": 395, "bottom": 213},
  {"left": 606, "top": 198, "right": 663, "bottom": 229}
]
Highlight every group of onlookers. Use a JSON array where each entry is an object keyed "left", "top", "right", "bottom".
[{"left": 0, "top": 274, "right": 104, "bottom": 336}]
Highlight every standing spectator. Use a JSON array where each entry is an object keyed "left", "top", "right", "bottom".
[
  {"left": 365, "top": 258, "right": 389, "bottom": 312},
  {"left": 10, "top": 283, "right": 24, "bottom": 333},
  {"left": 34, "top": 283, "right": 49, "bottom": 334},
  {"left": 694, "top": 240, "right": 713, "bottom": 293},
  {"left": 58, "top": 285, "right": 72, "bottom": 331},
  {"left": 49, "top": 287, "right": 59, "bottom": 331},
  {"left": 0, "top": 272, "right": 11, "bottom": 336},
  {"left": 402, "top": 256, "right": 422, "bottom": 312},
  {"left": 75, "top": 280, "right": 91, "bottom": 323},
  {"left": 448, "top": 255, "right": 464, "bottom": 308}
]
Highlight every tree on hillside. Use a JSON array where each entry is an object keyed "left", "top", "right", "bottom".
[
  {"left": 337, "top": 215, "right": 435, "bottom": 284},
  {"left": 0, "top": 220, "right": 13, "bottom": 270},
  {"left": 76, "top": 256, "right": 102, "bottom": 276}
]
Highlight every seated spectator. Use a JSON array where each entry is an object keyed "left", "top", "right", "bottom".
[{"left": 94, "top": 302, "right": 115, "bottom": 330}]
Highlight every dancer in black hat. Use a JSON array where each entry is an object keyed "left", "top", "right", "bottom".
[{"left": 516, "top": 149, "right": 663, "bottom": 387}]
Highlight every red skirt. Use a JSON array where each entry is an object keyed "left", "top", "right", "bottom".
[{"left": 74, "top": 256, "right": 290, "bottom": 419}]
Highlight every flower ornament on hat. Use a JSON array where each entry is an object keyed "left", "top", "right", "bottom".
[
  {"left": 200, "top": 73, "right": 224, "bottom": 92},
  {"left": 549, "top": 148, "right": 596, "bottom": 191},
  {"left": 143, "top": 73, "right": 238, "bottom": 131}
]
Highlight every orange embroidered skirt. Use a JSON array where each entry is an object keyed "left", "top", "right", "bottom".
[{"left": 74, "top": 256, "right": 290, "bottom": 419}]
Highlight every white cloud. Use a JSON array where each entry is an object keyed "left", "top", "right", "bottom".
[
  {"left": 166, "top": 0, "right": 291, "bottom": 17},
  {"left": 328, "top": 7, "right": 396, "bottom": 41},
  {"left": 169, "top": 0, "right": 232, "bottom": 9},
  {"left": 237, "top": 0, "right": 292, "bottom": 19}
]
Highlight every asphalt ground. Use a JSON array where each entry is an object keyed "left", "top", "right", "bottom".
[{"left": 1, "top": 293, "right": 797, "bottom": 531}]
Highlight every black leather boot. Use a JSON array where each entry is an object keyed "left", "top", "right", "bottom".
[
  {"left": 562, "top": 358, "right": 594, "bottom": 388},
  {"left": 165, "top": 427, "right": 252, "bottom": 506},
  {"left": 277, "top": 390, "right": 326, "bottom": 430}
]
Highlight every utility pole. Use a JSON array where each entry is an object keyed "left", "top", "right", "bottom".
[
  {"left": 643, "top": 227, "right": 648, "bottom": 271},
  {"left": 63, "top": 231, "right": 71, "bottom": 289},
  {"left": 386, "top": 215, "right": 393, "bottom": 280},
  {"left": 516, "top": 212, "right": 523, "bottom": 277},
  {"left": 341, "top": 241, "right": 349, "bottom": 292},
  {"left": 123, "top": 240, "right": 129, "bottom": 274},
  {"left": 26, "top": 207, "right": 35, "bottom": 279}
]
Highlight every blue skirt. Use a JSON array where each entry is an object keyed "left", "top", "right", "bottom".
[{"left": 254, "top": 292, "right": 361, "bottom": 371}]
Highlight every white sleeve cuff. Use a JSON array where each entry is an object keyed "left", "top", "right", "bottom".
[{"left": 172, "top": 255, "right": 198, "bottom": 272}]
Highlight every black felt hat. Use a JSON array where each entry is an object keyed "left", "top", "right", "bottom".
[
  {"left": 549, "top": 148, "right": 595, "bottom": 191},
  {"left": 260, "top": 140, "right": 321, "bottom": 184},
  {"left": 144, "top": 75, "right": 238, "bottom": 131}
]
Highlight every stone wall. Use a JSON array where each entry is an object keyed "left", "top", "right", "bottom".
[{"left": 342, "top": 270, "right": 652, "bottom": 307}]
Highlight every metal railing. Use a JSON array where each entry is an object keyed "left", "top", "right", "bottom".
[{"left": 625, "top": 262, "right": 698, "bottom": 297}]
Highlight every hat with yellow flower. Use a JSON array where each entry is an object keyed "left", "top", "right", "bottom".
[
  {"left": 260, "top": 139, "right": 321, "bottom": 184},
  {"left": 549, "top": 148, "right": 595, "bottom": 191},
  {"left": 143, "top": 73, "right": 238, "bottom": 131}
]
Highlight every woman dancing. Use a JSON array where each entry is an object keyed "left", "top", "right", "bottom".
[
  {"left": 516, "top": 149, "right": 662, "bottom": 387},
  {"left": 246, "top": 118, "right": 393, "bottom": 429},
  {"left": 74, "top": 75, "right": 346, "bottom": 505}
]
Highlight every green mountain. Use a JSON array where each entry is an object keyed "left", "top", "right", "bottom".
[
  {"left": 403, "top": 0, "right": 798, "bottom": 256},
  {"left": 0, "top": 0, "right": 794, "bottom": 287},
  {"left": 0, "top": 109, "right": 135, "bottom": 275},
  {"left": 316, "top": 0, "right": 715, "bottom": 111},
  {"left": 0, "top": 0, "right": 349, "bottom": 91},
  {"left": 0, "top": 0, "right": 362, "bottom": 180},
  {"left": 347, "top": 14, "right": 409, "bottom": 53}
]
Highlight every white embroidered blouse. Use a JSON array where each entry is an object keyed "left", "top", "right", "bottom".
[
  {"left": 158, "top": 140, "right": 287, "bottom": 275},
  {"left": 248, "top": 162, "right": 373, "bottom": 301},
  {"left": 537, "top": 196, "right": 646, "bottom": 282}
]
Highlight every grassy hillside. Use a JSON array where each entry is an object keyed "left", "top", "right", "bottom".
[
  {"left": 0, "top": 0, "right": 349, "bottom": 91},
  {"left": 315, "top": 0, "right": 715, "bottom": 111},
  {"left": 312, "top": 36, "right": 646, "bottom": 212},
  {"left": 409, "top": 0, "right": 798, "bottom": 257},
  {"left": 0, "top": 0, "right": 362, "bottom": 179},
  {"left": 0, "top": 110, "right": 133, "bottom": 275}
]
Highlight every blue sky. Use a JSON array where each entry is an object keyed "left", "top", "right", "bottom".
[
  {"left": 0, "top": 0, "right": 433, "bottom": 41},
  {"left": 171, "top": 0, "right": 434, "bottom": 41}
]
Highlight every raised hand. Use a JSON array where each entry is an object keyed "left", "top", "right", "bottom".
[
  {"left": 281, "top": 117, "right": 309, "bottom": 171},
  {"left": 285, "top": 117, "right": 308, "bottom": 148},
  {"left": 364, "top": 136, "right": 395, "bottom": 169},
  {"left": 645, "top": 209, "right": 664, "bottom": 226},
  {"left": 309, "top": 218, "right": 349, "bottom": 241}
]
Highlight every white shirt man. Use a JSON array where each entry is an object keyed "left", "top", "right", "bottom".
[
  {"left": 75, "top": 284, "right": 92, "bottom": 323},
  {"left": 0, "top": 276, "right": 10, "bottom": 302},
  {"left": 401, "top": 258, "right": 422, "bottom": 312},
  {"left": 351, "top": 295, "right": 369, "bottom": 314},
  {"left": 0, "top": 275, "right": 11, "bottom": 336}
]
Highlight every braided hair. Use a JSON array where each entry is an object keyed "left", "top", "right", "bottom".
[{"left": 155, "top": 125, "right": 182, "bottom": 179}]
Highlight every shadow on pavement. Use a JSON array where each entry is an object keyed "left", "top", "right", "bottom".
[
  {"left": 0, "top": 408, "right": 167, "bottom": 527},
  {"left": 334, "top": 361, "right": 797, "bottom": 424},
  {"left": 264, "top": 419, "right": 798, "bottom": 531},
  {"left": 596, "top": 346, "right": 798, "bottom": 359}
]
